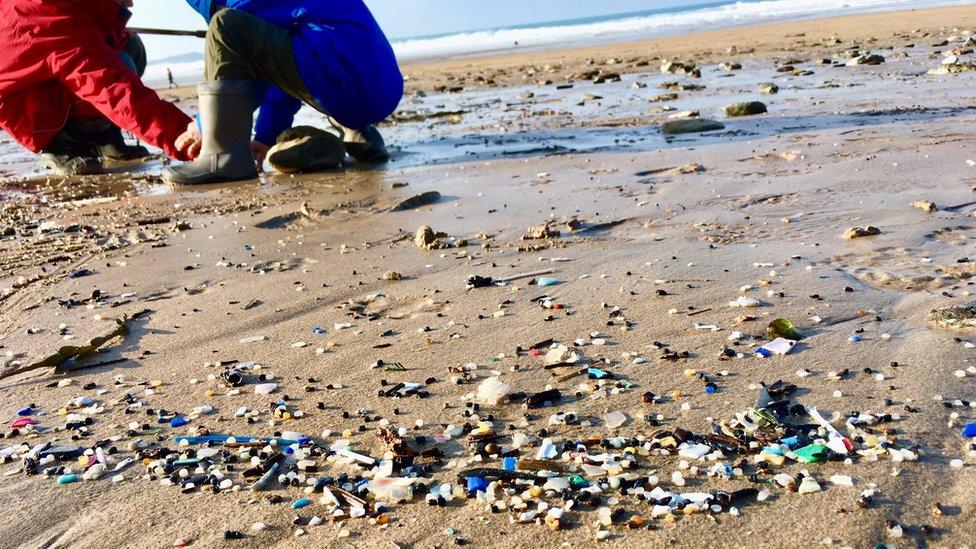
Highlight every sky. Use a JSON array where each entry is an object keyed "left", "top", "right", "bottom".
[{"left": 131, "top": 0, "right": 706, "bottom": 62}]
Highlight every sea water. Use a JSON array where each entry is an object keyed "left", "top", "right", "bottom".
[
  {"left": 146, "top": 0, "right": 970, "bottom": 84},
  {"left": 390, "top": 0, "right": 972, "bottom": 61}
]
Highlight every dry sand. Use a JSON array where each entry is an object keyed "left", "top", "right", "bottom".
[{"left": 2, "top": 6, "right": 976, "bottom": 548}]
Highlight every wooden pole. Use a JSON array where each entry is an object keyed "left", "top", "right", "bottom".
[{"left": 129, "top": 27, "right": 207, "bottom": 38}]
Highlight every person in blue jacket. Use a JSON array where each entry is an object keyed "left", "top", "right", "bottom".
[{"left": 164, "top": 0, "right": 403, "bottom": 184}]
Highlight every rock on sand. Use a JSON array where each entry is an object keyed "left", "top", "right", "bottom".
[
  {"left": 660, "top": 118, "right": 725, "bottom": 135},
  {"left": 842, "top": 226, "right": 882, "bottom": 239},
  {"left": 724, "top": 101, "right": 768, "bottom": 117}
]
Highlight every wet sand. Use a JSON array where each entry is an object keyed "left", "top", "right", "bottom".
[{"left": 2, "top": 6, "right": 976, "bottom": 548}]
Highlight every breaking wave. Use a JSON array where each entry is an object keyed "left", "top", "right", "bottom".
[{"left": 391, "top": 0, "right": 968, "bottom": 60}]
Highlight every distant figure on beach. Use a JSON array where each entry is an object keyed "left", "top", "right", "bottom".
[
  {"left": 167, "top": 68, "right": 177, "bottom": 88},
  {"left": 164, "top": 0, "right": 403, "bottom": 184},
  {"left": 0, "top": 0, "right": 197, "bottom": 175}
]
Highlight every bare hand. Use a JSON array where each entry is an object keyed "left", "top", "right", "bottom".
[
  {"left": 175, "top": 121, "right": 202, "bottom": 160},
  {"left": 251, "top": 140, "right": 270, "bottom": 171}
]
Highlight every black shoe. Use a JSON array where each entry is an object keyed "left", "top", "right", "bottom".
[
  {"left": 90, "top": 127, "right": 151, "bottom": 161},
  {"left": 267, "top": 126, "right": 345, "bottom": 174},
  {"left": 38, "top": 132, "right": 103, "bottom": 176},
  {"left": 37, "top": 153, "right": 104, "bottom": 176},
  {"left": 326, "top": 116, "right": 390, "bottom": 163},
  {"left": 64, "top": 119, "right": 152, "bottom": 161},
  {"left": 99, "top": 140, "right": 151, "bottom": 161}
]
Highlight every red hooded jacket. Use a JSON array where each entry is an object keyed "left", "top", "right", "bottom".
[{"left": 0, "top": 0, "right": 192, "bottom": 159}]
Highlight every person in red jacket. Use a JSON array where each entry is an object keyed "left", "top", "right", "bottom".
[{"left": 0, "top": 0, "right": 199, "bottom": 175}]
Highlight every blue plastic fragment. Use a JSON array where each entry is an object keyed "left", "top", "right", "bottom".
[
  {"left": 466, "top": 476, "right": 488, "bottom": 494},
  {"left": 963, "top": 423, "right": 976, "bottom": 438},
  {"left": 57, "top": 474, "right": 79, "bottom": 484},
  {"left": 292, "top": 498, "right": 311, "bottom": 509},
  {"left": 312, "top": 327, "right": 326, "bottom": 335},
  {"left": 503, "top": 457, "right": 517, "bottom": 471},
  {"left": 536, "top": 277, "right": 560, "bottom": 287},
  {"left": 174, "top": 435, "right": 301, "bottom": 446},
  {"left": 704, "top": 384, "right": 717, "bottom": 394},
  {"left": 848, "top": 335, "right": 862, "bottom": 343},
  {"left": 16, "top": 407, "right": 32, "bottom": 416},
  {"left": 170, "top": 417, "right": 188, "bottom": 428},
  {"left": 780, "top": 436, "right": 801, "bottom": 449},
  {"left": 587, "top": 367, "right": 609, "bottom": 379}
]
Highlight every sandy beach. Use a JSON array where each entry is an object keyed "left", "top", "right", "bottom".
[{"left": 3, "top": 5, "right": 976, "bottom": 548}]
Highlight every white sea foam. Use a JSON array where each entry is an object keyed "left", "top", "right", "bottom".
[{"left": 391, "top": 0, "right": 970, "bottom": 60}]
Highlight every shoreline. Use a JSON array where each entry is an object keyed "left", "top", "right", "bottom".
[
  {"left": 398, "top": 5, "right": 976, "bottom": 92},
  {"left": 393, "top": 2, "right": 963, "bottom": 64},
  {"left": 146, "top": 5, "right": 976, "bottom": 94}
]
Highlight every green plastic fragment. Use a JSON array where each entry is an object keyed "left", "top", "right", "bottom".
[
  {"left": 130, "top": 428, "right": 164, "bottom": 437},
  {"left": 768, "top": 318, "right": 803, "bottom": 340},
  {"left": 794, "top": 443, "right": 828, "bottom": 463},
  {"left": 568, "top": 475, "right": 589, "bottom": 488},
  {"left": 753, "top": 408, "right": 781, "bottom": 425}
]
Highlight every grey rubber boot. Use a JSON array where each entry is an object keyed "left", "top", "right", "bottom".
[
  {"left": 327, "top": 116, "right": 390, "bottom": 163},
  {"left": 163, "top": 80, "right": 258, "bottom": 185}
]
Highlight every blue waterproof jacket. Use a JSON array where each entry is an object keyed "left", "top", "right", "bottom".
[{"left": 185, "top": 0, "right": 403, "bottom": 145}]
